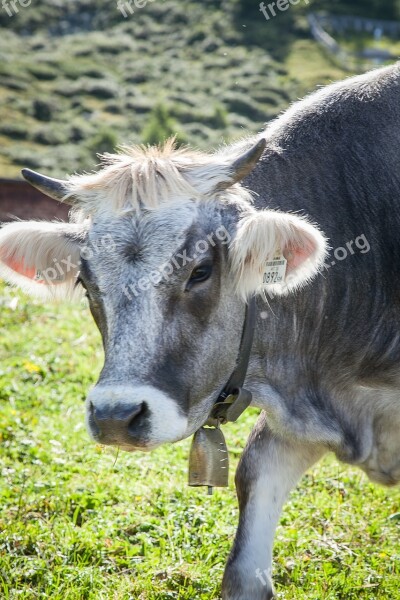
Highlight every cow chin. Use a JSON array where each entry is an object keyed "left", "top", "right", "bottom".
[{"left": 85, "top": 384, "right": 189, "bottom": 451}]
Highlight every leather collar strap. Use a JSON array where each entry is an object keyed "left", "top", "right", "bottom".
[{"left": 206, "top": 296, "right": 257, "bottom": 426}]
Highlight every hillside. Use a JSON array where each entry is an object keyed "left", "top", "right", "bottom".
[{"left": 0, "top": 0, "right": 366, "bottom": 178}]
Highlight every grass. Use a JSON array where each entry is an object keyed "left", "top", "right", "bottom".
[
  {"left": 0, "top": 280, "right": 399, "bottom": 599},
  {"left": 336, "top": 32, "right": 400, "bottom": 57},
  {"left": 0, "top": 0, "right": 355, "bottom": 178}
]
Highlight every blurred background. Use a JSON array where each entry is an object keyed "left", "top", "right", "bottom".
[{"left": 0, "top": 0, "right": 399, "bottom": 180}]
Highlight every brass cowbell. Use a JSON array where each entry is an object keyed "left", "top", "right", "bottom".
[{"left": 188, "top": 426, "right": 229, "bottom": 492}]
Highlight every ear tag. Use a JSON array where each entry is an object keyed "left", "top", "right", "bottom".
[
  {"left": 188, "top": 426, "right": 229, "bottom": 493},
  {"left": 263, "top": 248, "right": 287, "bottom": 285}
]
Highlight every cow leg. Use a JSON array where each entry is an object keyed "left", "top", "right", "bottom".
[{"left": 222, "top": 413, "right": 325, "bottom": 600}]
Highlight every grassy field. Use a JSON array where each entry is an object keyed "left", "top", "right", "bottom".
[
  {"left": 0, "top": 0, "right": 353, "bottom": 179},
  {"left": 0, "top": 281, "right": 399, "bottom": 599}
]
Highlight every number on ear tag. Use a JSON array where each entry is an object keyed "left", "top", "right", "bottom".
[{"left": 263, "top": 250, "right": 287, "bottom": 285}]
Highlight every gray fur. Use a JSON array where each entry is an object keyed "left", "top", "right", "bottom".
[{"left": 222, "top": 63, "right": 400, "bottom": 598}]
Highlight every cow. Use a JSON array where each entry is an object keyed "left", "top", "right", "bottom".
[{"left": 1, "top": 62, "right": 400, "bottom": 599}]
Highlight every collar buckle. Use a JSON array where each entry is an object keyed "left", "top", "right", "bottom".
[{"left": 207, "top": 387, "right": 253, "bottom": 426}]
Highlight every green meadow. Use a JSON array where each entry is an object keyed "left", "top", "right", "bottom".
[{"left": 0, "top": 282, "right": 399, "bottom": 599}]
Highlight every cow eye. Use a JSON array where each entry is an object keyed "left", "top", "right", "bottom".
[{"left": 187, "top": 263, "right": 212, "bottom": 287}]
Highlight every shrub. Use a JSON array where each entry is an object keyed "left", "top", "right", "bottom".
[
  {"left": 142, "top": 104, "right": 184, "bottom": 146},
  {"left": 0, "top": 123, "right": 29, "bottom": 140},
  {"left": 84, "top": 80, "right": 118, "bottom": 99},
  {"left": 31, "top": 99, "right": 55, "bottom": 122},
  {"left": 31, "top": 126, "right": 68, "bottom": 146},
  {"left": 27, "top": 63, "right": 58, "bottom": 81},
  {"left": 86, "top": 127, "right": 118, "bottom": 159},
  {"left": 209, "top": 105, "right": 228, "bottom": 129},
  {"left": 1, "top": 78, "right": 28, "bottom": 92}
]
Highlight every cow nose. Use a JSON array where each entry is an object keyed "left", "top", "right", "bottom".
[{"left": 89, "top": 400, "right": 146, "bottom": 445}]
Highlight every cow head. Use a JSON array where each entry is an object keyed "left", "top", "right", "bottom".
[{"left": 0, "top": 138, "right": 327, "bottom": 450}]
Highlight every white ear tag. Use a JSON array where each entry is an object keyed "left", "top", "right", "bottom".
[{"left": 263, "top": 250, "right": 287, "bottom": 285}]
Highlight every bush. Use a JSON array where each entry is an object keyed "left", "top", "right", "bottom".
[
  {"left": 0, "top": 123, "right": 29, "bottom": 140},
  {"left": 31, "top": 99, "right": 55, "bottom": 122},
  {"left": 142, "top": 104, "right": 182, "bottom": 146},
  {"left": 83, "top": 80, "right": 118, "bottom": 99},
  {"left": 209, "top": 105, "right": 228, "bottom": 129},
  {"left": 222, "top": 92, "right": 267, "bottom": 121},
  {"left": 31, "top": 126, "right": 68, "bottom": 146},
  {"left": 27, "top": 63, "right": 58, "bottom": 81},
  {"left": 55, "top": 79, "right": 118, "bottom": 99},
  {"left": 86, "top": 127, "right": 118, "bottom": 159},
  {"left": 1, "top": 78, "right": 28, "bottom": 92}
]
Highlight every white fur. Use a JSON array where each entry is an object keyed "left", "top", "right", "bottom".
[
  {"left": 66, "top": 138, "right": 253, "bottom": 219},
  {"left": 230, "top": 209, "right": 328, "bottom": 299},
  {"left": 0, "top": 221, "right": 84, "bottom": 300},
  {"left": 224, "top": 438, "right": 324, "bottom": 600},
  {"left": 86, "top": 384, "right": 188, "bottom": 449}
]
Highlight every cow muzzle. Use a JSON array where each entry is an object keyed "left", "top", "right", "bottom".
[{"left": 85, "top": 384, "right": 188, "bottom": 450}]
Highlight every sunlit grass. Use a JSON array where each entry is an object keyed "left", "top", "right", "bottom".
[{"left": 0, "top": 282, "right": 399, "bottom": 598}]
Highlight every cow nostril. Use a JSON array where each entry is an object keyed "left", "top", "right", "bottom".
[
  {"left": 88, "top": 401, "right": 100, "bottom": 438},
  {"left": 127, "top": 401, "right": 149, "bottom": 435},
  {"left": 88, "top": 398, "right": 148, "bottom": 443},
  {"left": 91, "top": 401, "right": 143, "bottom": 424},
  {"left": 127, "top": 402, "right": 144, "bottom": 426}
]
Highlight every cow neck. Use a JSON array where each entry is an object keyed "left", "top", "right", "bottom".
[{"left": 206, "top": 295, "right": 256, "bottom": 426}]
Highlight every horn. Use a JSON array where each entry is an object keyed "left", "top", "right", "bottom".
[
  {"left": 230, "top": 138, "right": 266, "bottom": 185},
  {"left": 21, "top": 168, "right": 74, "bottom": 205},
  {"left": 216, "top": 138, "right": 266, "bottom": 192}
]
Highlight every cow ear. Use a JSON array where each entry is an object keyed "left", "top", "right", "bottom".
[
  {"left": 0, "top": 221, "right": 85, "bottom": 301},
  {"left": 230, "top": 210, "right": 327, "bottom": 299}
]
